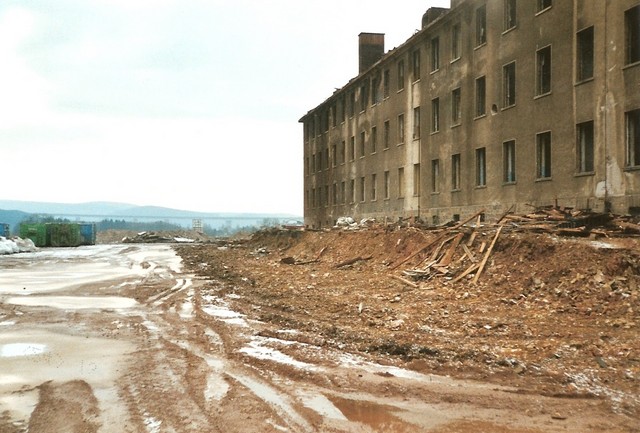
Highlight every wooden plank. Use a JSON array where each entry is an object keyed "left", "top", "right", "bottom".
[
  {"left": 466, "top": 231, "right": 477, "bottom": 247},
  {"left": 472, "top": 225, "right": 504, "bottom": 284},
  {"left": 390, "top": 274, "right": 419, "bottom": 288},
  {"left": 451, "top": 262, "right": 480, "bottom": 283},
  {"left": 390, "top": 231, "right": 448, "bottom": 270},
  {"left": 439, "top": 232, "right": 464, "bottom": 266},
  {"left": 478, "top": 241, "right": 487, "bottom": 254},
  {"left": 461, "top": 243, "right": 477, "bottom": 263}
]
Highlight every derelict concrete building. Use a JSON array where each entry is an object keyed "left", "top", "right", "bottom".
[{"left": 300, "top": 0, "right": 640, "bottom": 228}]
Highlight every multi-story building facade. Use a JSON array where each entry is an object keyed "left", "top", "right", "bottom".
[{"left": 300, "top": 0, "right": 640, "bottom": 229}]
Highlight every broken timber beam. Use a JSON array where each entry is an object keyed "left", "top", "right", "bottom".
[
  {"left": 472, "top": 225, "right": 504, "bottom": 284},
  {"left": 439, "top": 232, "right": 464, "bottom": 266}
]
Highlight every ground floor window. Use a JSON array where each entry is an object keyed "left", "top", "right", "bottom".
[
  {"left": 627, "top": 109, "right": 640, "bottom": 167},
  {"left": 536, "top": 131, "right": 552, "bottom": 178}
]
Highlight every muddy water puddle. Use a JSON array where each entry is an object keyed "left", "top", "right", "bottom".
[{"left": 328, "top": 396, "right": 417, "bottom": 432}]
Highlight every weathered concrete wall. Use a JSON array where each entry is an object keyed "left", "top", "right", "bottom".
[{"left": 301, "top": 0, "right": 640, "bottom": 228}]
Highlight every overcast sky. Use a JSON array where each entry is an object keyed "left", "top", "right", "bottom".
[{"left": 1, "top": 0, "right": 449, "bottom": 215}]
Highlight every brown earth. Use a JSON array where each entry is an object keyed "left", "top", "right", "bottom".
[{"left": 176, "top": 224, "right": 640, "bottom": 422}]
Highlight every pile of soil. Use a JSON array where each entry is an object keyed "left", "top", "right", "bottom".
[{"left": 175, "top": 225, "right": 640, "bottom": 417}]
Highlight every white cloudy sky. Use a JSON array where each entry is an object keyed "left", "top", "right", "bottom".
[{"left": 0, "top": 0, "right": 449, "bottom": 215}]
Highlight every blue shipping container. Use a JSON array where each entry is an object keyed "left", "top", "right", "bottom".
[{"left": 79, "top": 223, "right": 96, "bottom": 245}]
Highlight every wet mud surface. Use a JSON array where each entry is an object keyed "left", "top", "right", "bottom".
[{"left": 0, "top": 235, "right": 638, "bottom": 432}]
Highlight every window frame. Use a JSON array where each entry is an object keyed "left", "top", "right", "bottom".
[
  {"left": 451, "top": 153, "right": 461, "bottom": 191},
  {"left": 503, "top": 61, "right": 516, "bottom": 108},
  {"left": 476, "top": 147, "right": 487, "bottom": 187},
  {"left": 476, "top": 5, "right": 487, "bottom": 47},
  {"left": 536, "top": 45, "right": 552, "bottom": 97},
  {"left": 431, "top": 98, "right": 440, "bottom": 133},
  {"left": 451, "top": 87, "right": 462, "bottom": 125},
  {"left": 431, "top": 36, "right": 440, "bottom": 72},
  {"left": 475, "top": 76, "right": 486, "bottom": 118},
  {"left": 503, "top": 140, "right": 516, "bottom": 183},
  {"left": 577, "top": 26, "right": 594, "bottom": 82},
  {"left": 626, "top": 109, "right": 640, "bottom": 168},
  {"left": 503, "top": 0, "right": 516, "bottom": 32},
  {"left": 625, "top": 6, "right": 640, "bottom": 65},
  {"left": 576, "top": 121, "right": 594, "bottom": 173},
  {"left": 536, "top": 131, "right": 552, "bottom": 179}
]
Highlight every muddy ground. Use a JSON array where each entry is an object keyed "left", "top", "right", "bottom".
[
  {"left": 175, "top": 224, "right": 640, "bottom": 431},
  {"left": 0, "top": 226, "right": 638, "bottom": 433}
]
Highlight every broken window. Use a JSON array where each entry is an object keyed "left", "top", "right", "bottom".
[
  {"left": 371, "top": 75, "right": 380, "bottom": 105},
  {"left": 503, "top": 61, "right": 516, "bottom": 107},
  {"left": 476, "top": 147, "right": 487, "bottom": 186},
  {"left": 398, "top": 167, "right": 405, "bottom": 198},
  {"left": 475, "top": 76, "right": 486, "bottom": 117},
  {"left": 359, "top": 177, "right": 366, "bottom": 202},
  {"left": 577, "top": 121, "right": 594, "bottom": 173},
  {"left": 360, "top": 131, "right": 366, "bottom": 157},
  {"left": 384, "top": 120, "right": 390, "bottom": 149},
  {"left": 350, "top": 179, "right": 356, "bottom": 203},
  {"left": 332, "top": 183, "right": 337, "bottom": 206},
  {"left": 536, "top": 46, "right": 552, "bottom": 96},
  {"left": 431, "top": 159, "right": 440, "bottom": 193},
  {"left": 349, "top": 92, "right": 355, "bottom": 117},
  {"left": 360, "top": 82, "right": 368, "bottom": 112},
  {"left": 577, "top": 26, "right": 594, "bottom": 81},
  {"left": 371, "top": 126, "right": 377, "bottom": 153},
  {"left": 431, "top": 37, "right": 440, "bottom": 72},
  {"left": 384, "top": 170, "right": 390, "bottom": 199},
  {"left": 431, "top": 98, "right": 440, "bottom": 133},
  {"left": 413, "top": 164, "right": 421, "bottom": 196},
  {"left": 397, "top": 60, "right": 405, "bottom": 91},
  {"left": 626, "top": 6, "right": 640, "bottom": 65},
  {"left": 452, "top": 87, "right": 461, "bottom": 124},
  {"left": 371, "top": 174, "right": 377, "bottom": 201},
  {"left": 398, "top": 113, "right": 405, "bottom": 144},
  {"left": 383, "top": 69, "right": 390, "bottom": 98},
  {"left": 412, "top": 49, "right": 421, "bottom": 81},
  {"left": 536, "top": 131, "right": 552, "bottom": 178},
  {"left": 537, "top": 0, "right": 552, "bottom": 13},
  {"left": 626, "top": 109, "right": 640, "bottom": 167},
  {"left": 349, "top": 136, "right": 355, "bottom": 161},
  {"left": 504, "top": 0, "right": 516, "bottom": 31},
  {"left": 413, "top": 106, "right": 421, "bottom": 139},
  {"left": 341, "top": 140, "right": 346, "bottom": 164},
  {"left": 476, "top": 5, "right": 487, "bottom": 47},
  {"left": 452, "top": 154, "right": 461, "bottom": 191},
  {"left": 451, "top": 23, "right": 461, "bottom": 61},
  {"left": 503, "top": 140, "right": 516, "bottom": 183},
  {"left": 331, "top": 144, "right": 337, "bottom": 167}
]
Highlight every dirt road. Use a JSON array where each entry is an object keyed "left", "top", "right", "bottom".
[{"left": 0, "top": 241, "right": 637, "bottom": 432}]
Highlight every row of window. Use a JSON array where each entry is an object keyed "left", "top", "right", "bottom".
[
  {"left": 304, "top": 4, "right": 640, "bottom": 142},
  {"left": 306, "top": 108, "right": 640, "bottom": 209}
]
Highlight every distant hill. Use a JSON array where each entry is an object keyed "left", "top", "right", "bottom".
[
  {"left": 0, "top": 200, "right": 301, "bottom": 231},
  {"left": 0, "top": 200, "right": 136, "bottom": 216}
]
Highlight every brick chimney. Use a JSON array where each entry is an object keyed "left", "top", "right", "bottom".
[{"left": 359, "top": 32, "right": 385, "bottom": 74}]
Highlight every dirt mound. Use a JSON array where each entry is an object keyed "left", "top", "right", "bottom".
[{"left": 176, "top": 225, "right": 640, "bottom": 418}]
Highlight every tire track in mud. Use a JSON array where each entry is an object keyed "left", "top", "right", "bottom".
[{"left": 135, "top": 276, "right": 316, "bottom": 433}]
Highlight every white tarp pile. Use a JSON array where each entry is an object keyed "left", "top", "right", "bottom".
[{"left": 0, "top": 236, "right": 37, "bottom": 255}]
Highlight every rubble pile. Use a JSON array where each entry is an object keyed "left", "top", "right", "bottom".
[
  {"left": 176, "top": 209, "right": 640, "bottom": 418},
  {"left": 122, "top": 231, "right": 196, "bottom": 244}
]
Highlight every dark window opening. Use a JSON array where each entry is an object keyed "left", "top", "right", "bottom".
[{"left": 577, "top": 26, "right": 594, "bottom": 81}]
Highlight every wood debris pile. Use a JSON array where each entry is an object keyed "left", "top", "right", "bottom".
[{"left": 391, "top": 207, "right": 640, "bottom": 285}]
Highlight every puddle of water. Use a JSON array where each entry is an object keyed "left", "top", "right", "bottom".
[
  {"left": 0, "top": 328, "right": 133, "bottom": 425},
  {"left": 204, "top": 356, "right": 229, "bottom": 401},
  {"left": 239, "top": 337, "right": 317, "bottom": 371},
  {"left": 297, "top": 391, "right": 348, "bottom": 421},
  {"left": 6, "top": 296, "right": 137, "bottom": 310},
  {"left": 328, "top": 396, "right": 416, "bottom": 433},
  {"left": 0, "top": 343, "right": 47, "bottom": 357}
]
